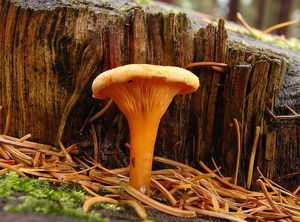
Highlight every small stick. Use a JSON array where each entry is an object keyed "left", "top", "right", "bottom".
[
  {"left": 3, "top": 99, "right": 12, "bottom": 135},
  {"left": 233, "top": 119, "right": 241, "bottom": 186},
  {"left": 247, "top": 126, "right": 260, "bottom": 189},
  {"left": 89, "top": 99, "right": 113, "bottom": 123}
]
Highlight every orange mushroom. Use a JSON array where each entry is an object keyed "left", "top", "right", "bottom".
[{"left": 92, "top": 64, "right": 199, "bottom": 194}]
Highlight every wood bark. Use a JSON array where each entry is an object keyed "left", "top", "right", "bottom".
[{"left": 0, "top": 0, "right": 299, "bottom": 189}]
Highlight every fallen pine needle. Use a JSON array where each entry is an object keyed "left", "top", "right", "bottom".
[
  {"left": 186, "top": 206, "right": 247, "bottom": 222},
  {"left": 151, "top": 178, "right": 177, "bottom": 206},
  {"left": 257, "top": 179, "right": 284, "bottom": 214},
  {"left": 121, "top": 200, "right": 147, "bottom": 220},
  {"left": 185, "top": 62, "right": 227, "bottom": 69},
  {"left": 211, "top": 157, "right": 224, "bottom": 178},
  {"left": 81, "top": 184, "right": 101, "bottom": 197},
  {"left": 120, "top": 181, "right": 197, "bottom": 218},
  {"left": 0, "top": 134, "right": 298, "bottom": 221},
  {"left": 0, "top": 162, "right": 25, "bottom": 177},
  {"left": 262, "top": 19, "right": 299, "bottom": 35},
  {"left": 83, "top": 196, "right": 118, "bottom": 213},
  {"left": 0, "top": 144, "right": 10, "bottom": 160},
  {"left": 293, "top": 186, "right": 300, "bottom": 195},
  {"left": 17, "top": 134, "right": 32, "bottom": 142},
  {"left": 59, "top": 141, "right": 74, "bottom": 164},
  {"left": 199, "top": 161, "right": 249, "bottom": 193},
  {"left": 89, "top": 99, "right": 113, "bottom": 123},
  {"left": 154, "top": 156, "right": 202, "bottom": 176}
]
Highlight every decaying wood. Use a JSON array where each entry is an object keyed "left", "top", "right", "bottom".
[{"left": 0, "top": 0, "right": 299, "bottom": 189}]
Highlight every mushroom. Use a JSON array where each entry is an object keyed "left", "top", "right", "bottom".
[{"left": 92, "top": 64, "right": 199, "bottom": 194}]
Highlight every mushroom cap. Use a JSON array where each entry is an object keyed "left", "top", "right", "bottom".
[{"left": 92, "top": 64, "right": 199, "bottom": 99}]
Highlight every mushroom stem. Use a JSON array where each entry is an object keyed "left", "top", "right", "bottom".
[{"left": 128, "top": 115, "right": 160, "bottom": 195}]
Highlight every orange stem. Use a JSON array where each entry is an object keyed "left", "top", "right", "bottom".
[{"left": 128, "top": 115, "right": 160, "bottom": 195}]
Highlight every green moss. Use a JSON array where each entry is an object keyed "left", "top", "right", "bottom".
[{"left": 0, "top": 172, "right": 122, "bottom": 221}]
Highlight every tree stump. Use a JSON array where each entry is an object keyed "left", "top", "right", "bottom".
[{"left": 0, "top": 0, "right": 299, "bottom": 190}]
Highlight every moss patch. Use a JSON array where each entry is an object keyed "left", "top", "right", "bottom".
[{"left": 0, "top": 172, "right": 122, "bottom": 221}]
